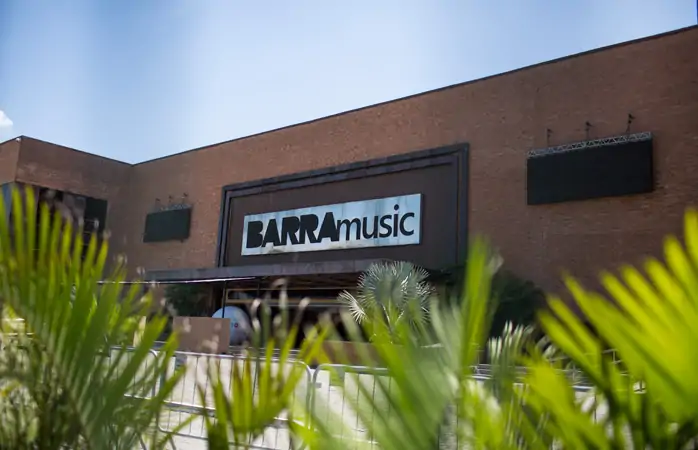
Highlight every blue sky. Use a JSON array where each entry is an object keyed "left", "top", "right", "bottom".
[{"left": 0, "top": 1, "right": 695, "bottom": 163}]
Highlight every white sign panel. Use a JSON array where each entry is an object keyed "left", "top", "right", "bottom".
[{"left": 241, "top": 194, "right": 422, "bottom": 255}]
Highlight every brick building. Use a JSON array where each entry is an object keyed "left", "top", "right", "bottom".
[{"left": 1, "top": 25, "right": 697, "bottom": 309}]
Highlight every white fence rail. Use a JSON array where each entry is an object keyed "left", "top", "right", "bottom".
[{"left": 140, "top": 349, "right": 602, "bottom": 450}]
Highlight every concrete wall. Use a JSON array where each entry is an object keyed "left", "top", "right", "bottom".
[{"left": 173, "top": 316, "right": 231, "bottom": 354}]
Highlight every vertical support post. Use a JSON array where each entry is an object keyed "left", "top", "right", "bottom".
[
  {"left": 222, "top": 279, "right": 229, "bottom": 353},
  {"left": 221, "top": 279, "right": 228, "bottom": 318}
]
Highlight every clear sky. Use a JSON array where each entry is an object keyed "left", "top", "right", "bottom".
[{"left": 0, "top": 1, "right": 695, "bottom": 163}]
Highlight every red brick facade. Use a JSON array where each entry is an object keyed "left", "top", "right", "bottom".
[
  {"left": 0, "top": 139, "right": 20, "bottom": 185},
  {"left": 1, "top": 26, "right": 698, "bottom": 294}
]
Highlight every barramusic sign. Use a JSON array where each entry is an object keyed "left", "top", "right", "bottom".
[{"left": 241, "top": 194, "right": 422, "bottom": 255}]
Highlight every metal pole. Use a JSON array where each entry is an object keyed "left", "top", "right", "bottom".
[
  {"left": 221, "top": 279, "right": 228, "bottom": 318},
  {"left": 221, "top": 279, "right": 228, "bottom": 353}
]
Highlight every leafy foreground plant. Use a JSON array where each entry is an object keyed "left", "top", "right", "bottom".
[
  {"left": 293, "top": 238, "right": 498, "bottom": 450},
  {"left": 0, "top": 186, "right": 185, "bottom": 449},
  {"left": 201, "top": 294, "right": 331, "bottom": 449},
  {"left": 296, "top": 209, "right": 698, "bottom": 449},
  {"left": 514, "top": 210, "right": 698, "bottom": 449}
]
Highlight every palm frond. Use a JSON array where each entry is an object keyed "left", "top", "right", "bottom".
[
  {"left": 486, "top": 322, "right": 534, "bottom": 395},
  {"left": 301, "top": 238, "right": 500, "bottom": 449},
  {"left": 338, "top": 261, "right": 434, "bottom": 344},
  {"left": 337, "top": 290, "right": 367, "bottom": 324},
  {"left": 0, "top": 185, "right": 184, "bottom": 448},
  {"left": 203, "top": 297, "right": 331, "bottom": 447},
  {"left": 514, "top": 208, "right": 698, "bottom": 449}
]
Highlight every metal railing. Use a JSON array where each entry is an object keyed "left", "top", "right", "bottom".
[
  {"left": 155, "top": 350, "right": 313, "bottom": 449},
  {"left": 0, "top": 336, "right": 615, "bottom": 449},
  {"left": 0, "top": 339, "right": 610, "bottom": 450},
  {"left": 146, "top": 348, "right": 602, "bottom": 450}
]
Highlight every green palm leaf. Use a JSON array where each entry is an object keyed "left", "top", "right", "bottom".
[
  {"left": 299, "top": 238, "right": 500, "bottom": 450},
  {"left": 518, "top": 208, "right": 698, "bottom": 449},
  {"left": 292, "top": 209, "right": 698, "bottom": 449},
  {"left": 0, "top": 185, "right": 185, "bottom": 448},
  {"left": 337, "top": 261, "right": 433, "bottom": 344},
  {"left": 203, "top": 297, "right": 331, "bottom": 448}
]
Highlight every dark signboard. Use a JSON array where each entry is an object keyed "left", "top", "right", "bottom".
[
  {"left": 527, "top": 134, "right": 654, "bottom": 205},
  {"left": 216, "top": 145, "right": 469, "bottom": 272},
  {"left": 143, "top": 207, "right": 192, "bottom": 243}
]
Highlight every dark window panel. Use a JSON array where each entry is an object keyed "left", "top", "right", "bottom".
[
  {"left": 143, "top": 208, "right": 192, "bottom": 243},
  {"left": 527, "top": 138, "right": 654, "bottom": 205}
]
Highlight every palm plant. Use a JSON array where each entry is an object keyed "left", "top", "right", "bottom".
[
  {"left": 201, "top": 296, "right": 331, "bottom": 449},
  {"left": 0, "top": 185, "right": 186, "bottom": 449},
  {"left": 486, "top": 322, "right": 535, "bottom": 395},
  {"left": 511, "top": 210, "right": 698, "bottom": 449},
  {"left": 297, "top": 208, "right": 698, "bottom": 449},
  {"left": 338, "top": 261, "right": 434, "bottom": 344},
  {"left": 294, "top": 238, "right": 497, "bottom": 449}
]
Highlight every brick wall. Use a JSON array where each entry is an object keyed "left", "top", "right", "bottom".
[
  {"left": 11, "top": 27, "right": 698, "bottom": 295},
  {"left": 0, "top": 138, "right": 20, "bottom": 184},
  {"left": 111, "top": 27, "right": 698, "bottom": 293},
  {"left": 14, "top": 137, "right": 133, "bottom": 260}
]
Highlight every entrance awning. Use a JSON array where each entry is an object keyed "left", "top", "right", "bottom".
[
  {"left": 107, "top": 259, "right": 451, "bottom": 291},
  {"left": 143, "top": 259, "right": 396, "bottom": 283},
  {"left": 142, "top": 259, "right": 452, "bottom": 293}
]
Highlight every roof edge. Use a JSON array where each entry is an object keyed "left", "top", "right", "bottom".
[
  {"left": 11, "top": 24, "right": 698, "bottom": 166},
  {"left": 0, "top": 136, "right": 22, "bottom": 147},
  {"left": 133, "top": 24, "right": 698, "bottom": 166},
  {"left": 18, "top": 136, "right": 133, "bottom": 166}
]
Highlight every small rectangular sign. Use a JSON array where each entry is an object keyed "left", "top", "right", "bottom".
[{"left": 241, "top": 194, "right": 422, "bottom": 255}]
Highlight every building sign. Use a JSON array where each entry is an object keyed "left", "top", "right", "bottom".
[{"left": 241, "top": 194, "right": 422, "bottom": 255}]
